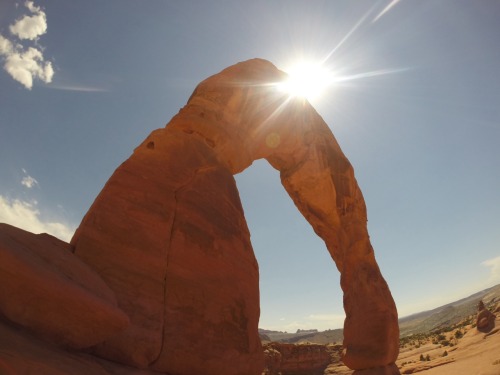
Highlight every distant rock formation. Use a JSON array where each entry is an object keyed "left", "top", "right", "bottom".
[
  {"left": 476, "top": 300, "right": 496, "bottom": 332},
  {"left": 0, "top": 59, "right": 399, "bottom": 375},
  {"left": 263, "top": 343, "right": 332, "bottom": 375}
]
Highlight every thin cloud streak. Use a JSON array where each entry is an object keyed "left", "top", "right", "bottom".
[{"left": 47, "top": 84, "right": 110, "bottom": 93}]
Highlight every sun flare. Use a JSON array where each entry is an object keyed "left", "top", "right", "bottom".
[{"left": 279, "top": 61, "right": 336, "bottom": 101}]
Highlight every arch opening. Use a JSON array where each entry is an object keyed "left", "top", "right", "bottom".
[{"left": 235, "top": 159, "right": 344, "bottom": 334}]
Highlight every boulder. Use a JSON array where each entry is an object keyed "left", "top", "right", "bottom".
[
  {"left": 0, "top": 223, "right": 129, "bottom": 349},
  {"left": 476, "top": 300, "right": 496, "bottom": 332}
]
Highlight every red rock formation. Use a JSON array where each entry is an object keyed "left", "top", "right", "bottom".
[
  {"left": 0, "top": 318, "right": 161, "bottom": 375},
  {"left": 0, "top": 223, "right": 129, "bottom": 349},
  {"left": 263, "top": 342, "right": 331, "bottom": 375},
  {"left": 68, "top": 58, "right": 399, "bottom": 374},
  {"left": 476, "top": 300, "right": 496, "bottom": 332}
]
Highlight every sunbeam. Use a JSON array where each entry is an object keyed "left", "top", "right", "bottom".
[
  {"left": 321, "top": 3, "right": 380, "bottom": 64},
  {"left": 372, "top": 0, "right": 402, "bottom": 23}
]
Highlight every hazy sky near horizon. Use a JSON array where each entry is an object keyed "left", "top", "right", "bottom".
[{"left": 1, "top": 0, "right": 499, "bottom": 332}]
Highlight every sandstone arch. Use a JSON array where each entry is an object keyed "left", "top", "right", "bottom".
[{"left": 71, "top": 58, "right": 399, "bottom": 374}]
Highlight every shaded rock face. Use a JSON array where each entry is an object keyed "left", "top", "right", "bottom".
[
  {"left": 71, "top": 58, "right": 399, "bottom": 373},
  {"left": 477, "top": 300, "right": 496, "bottom": 332},
  {"left": 0, "top": 318, "right": 160, "bottom": 375},
  {"left": 263, "top": 343, "right": 331, "bottom": 375},
  {"left": 0, "top": 223, "right": 129, "bottom": 349}
]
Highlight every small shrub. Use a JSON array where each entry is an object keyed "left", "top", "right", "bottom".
[
  {"left": 455, "top": 330, "right": 463, "bottom": 339},
  {"left": 442, "top": 351, "right": 448, "bottom": 357},
  {"left": 440, "top": 340, "right": 450, "bottom": 346},
  {"left": 426, "top": 354, "right": 431, "bottom": 361},
  {"left": 420, "top": 354, "right": 425, "bottom": 361}
]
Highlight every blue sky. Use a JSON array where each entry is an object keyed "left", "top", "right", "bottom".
[{"left": 0, "top": 1, "right": 499, "bottom": 332}]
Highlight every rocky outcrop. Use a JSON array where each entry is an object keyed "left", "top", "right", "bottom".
[
  {"left": 0, "top": 223, "right": 129, "bottom": 349},
  {"left": 70, "top": 58, "right": 399, "bottom": 374},
  {"left": 0, "top": 58, "right": 399, "bottom": 375},
  {"left": 262, "top": 343, "right": 332, "bottom": 375},
  {"left": 477, "top": 300, "right": 496, "bottom": 332}
]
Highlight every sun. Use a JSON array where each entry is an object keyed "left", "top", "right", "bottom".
[{"left": 278, "top": 61, "right": 336, "bottom": 101}]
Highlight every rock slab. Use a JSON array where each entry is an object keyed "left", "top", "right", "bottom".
[{"left": 0, "top": 223, "right": 129, "bottom": 349}]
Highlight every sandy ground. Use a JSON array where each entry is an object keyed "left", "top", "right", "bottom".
[
  {"left": 326, "top": 318, "right": 500, "bottom": 375},
  {"left": 397, "top": 318, "right": 500, "bottom": 375}
]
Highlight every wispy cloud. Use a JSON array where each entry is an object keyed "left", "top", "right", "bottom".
[
  {"left": 21, "top": 168, "right": 39, "bottom": 189},
  {"left": 0, "top": 1, "right": 54, "bottom": 89},
  {"left": 47, "top": 84, "right": 110, "bottom": 93},
  {"left": 482, "top": 256, "right": 500, "bottom": 284},
  {"left": 0, "top": 195, "right": 75, "bottom": 242},
  {"left": 21, "top": 175, "right": 38, "bottom": 188}
]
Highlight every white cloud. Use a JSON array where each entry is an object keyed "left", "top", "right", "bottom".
[
  {"left": 3, "top": 46, "right": 54, "bottom": 89},
  {"left": 0, "top": 195, "right": 75, "bottom": 242},
  {"left": 0, "top": 1, "right": 54, "bottom": 89},
  {"left": 21, "top": 173, "right": 39, "bottom": 188},
  {"left": 9, "top": 1, "right": 47, "bottom": 41},
  {"left": 482, "top": 256, "right": 500, "bottom": 284},
  {"left": 0, "top": 35, "right": 14, "bottom": 55}
]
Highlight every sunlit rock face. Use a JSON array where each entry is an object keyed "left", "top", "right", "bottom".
[{"left": 71, "top": 58, "right": 400, "bottom": 374}]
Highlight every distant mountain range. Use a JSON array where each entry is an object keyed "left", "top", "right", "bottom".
[{"left": 260, "top": 283, "right": 500, "bottom": 343}]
